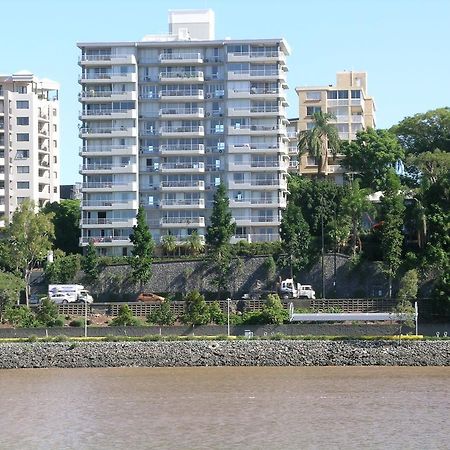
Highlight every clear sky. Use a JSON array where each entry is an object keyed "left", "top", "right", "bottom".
[{"left": 1, "top": 0, "right": 449, "bottom": 184}]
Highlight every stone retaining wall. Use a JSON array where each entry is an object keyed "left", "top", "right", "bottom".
[{"left": 1, "top": 340, "right": 449, "bottom": 369}]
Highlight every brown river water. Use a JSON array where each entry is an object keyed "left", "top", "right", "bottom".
[{"left": 0, "top": 367, "right": 449, "bottom": 450}]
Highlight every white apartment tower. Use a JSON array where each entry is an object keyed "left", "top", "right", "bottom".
[
  {"left": 78, "top": 10, "right": 290, "bottom": 256},
  {"left": 0, "top": 72, "right": 60, "bottom": 226}
]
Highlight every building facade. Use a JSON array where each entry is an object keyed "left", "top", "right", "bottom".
[
  {"left": 295, "top": 71, "right": 375, "bottom": 184},
  {"left": 0, "top": 72, "right": 60, "bottom": 226},
  {"left": 78, "top": 10, "right": 290, "bottom": 256}
]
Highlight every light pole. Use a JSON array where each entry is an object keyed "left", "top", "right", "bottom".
[
  {"left": 321, "top": 207, "right": 325, "bottom": 300},
  {"left": 84, "top": 299, "right": 88, "bottom": 338},
  {"left": 227, "top": 297, "right": 231, "bottom": 336}
]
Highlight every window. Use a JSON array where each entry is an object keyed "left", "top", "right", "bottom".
[
  {"left": 16, "top": 100, "right": 29, "bottom": 109},
  {"left": 53, "top": 108, "right": 57, "bottom": 116},
  {"left": 16, "top": 150, "right": 29, "bottom": 159},
  {"left": 16, "top": 86, "right": 27, "bottom": 94},
  {"left": 327, "top": 91, "right": 337, "bottom": 99},
  {"left": 306, "top": 106, "right": 321, "bottom": 116},
  {"left": 17, "top": 166, "right": 30, "bottom": 174},
  {"left": 351, "top": 90, "right": 361, "bottom": 99},
  {"left": 233, "top": 173, "right": 244, "bottom": 184},
  {"left": 17, "top": 197, "right": 27, "bottom": 204},
  {"left": 53, "top": 124, "right": 57, "bottom": 132},
  {"left": 306, "top": 91, "right": 321, "bottom": 101},
  {"left": 53, "top": 140, "right": 57, "bottom": 148},
  {"left": 17, "top": 181, "right": 30, "bottom": 189},
  {"left": 53, "top": 187, "right": 58, "bottom": 193},
  {"left": 17, "top": 133, "right": 29, "bottom": 141},
  {"left": 17, "top": 117, "right": 29, "bottom": 125},
  {"left": 338, "top": 90, "right": 349, "bottom": 99}
]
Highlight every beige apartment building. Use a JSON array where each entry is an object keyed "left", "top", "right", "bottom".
[
  {"left": 293, "top": 71, "right": 375, "bottom": 184},
  {"left": 0, "top": 72, "right": 60, "bottom": 226},
  {"left": 78, "top": 10, "right": 290, "bottom": 256}
]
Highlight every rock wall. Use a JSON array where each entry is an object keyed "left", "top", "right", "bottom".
[{"left": 1, "top": 340, "right": 449, "bottom": 369}]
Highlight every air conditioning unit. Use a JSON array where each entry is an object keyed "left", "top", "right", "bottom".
[
  {"left": 206, "top": 93, "right": 212, "bottom": 99},
  {"left": 204, "top": 58, "right": 209, "bottom": 62},
  {"left": 206, "top": 112, "right": 211, "bottom": 117},
  {"left": 218, "top": 149, "right": 223, "bottom": 153}
]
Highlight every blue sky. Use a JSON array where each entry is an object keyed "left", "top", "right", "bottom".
[{"left": 1, "top": 0, "right": 449, "bottom": 184}]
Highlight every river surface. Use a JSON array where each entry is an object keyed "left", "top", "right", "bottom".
[{"left": 0, "top": 367, "right": 449, "bottom": 450}]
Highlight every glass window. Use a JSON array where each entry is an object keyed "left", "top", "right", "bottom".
[
  {"left": 17, "top": 166, "right": 29, "bottom": 173},
  {"left": 17, "top": 133, "right": 29, "bottom": 141},
  {"left": 17, "top": 117, "right": 29, "bottom": 125},
  {"left": 306, "top": 91, "right": 321, "bottom": 101},
  {"left": 233, "top": 173, "right": 244, "bottom": 183},
  {"left": 306, "top": 106, "right": 321, "bottom": 116},
  {"left": 17, "top": 181, "right": 30, "bottom": 189},
  {"left": 16, "top": 150, "right": 29, "bottom": 159},
  {"left": 351, "top": 90, "right": 361, "bottom": 99},
  {"left": 338, "top": 90, "right": 349, "bottom": 99},
  {"left": 327, "top": 91, "right": 337, "bottom": 99},
  {"left": 16, "top": 100, "right": 29, "bottom": 109}
]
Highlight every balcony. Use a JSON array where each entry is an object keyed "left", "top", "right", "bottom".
[
  {"left": 228, "top": 143, "right": 282, "bottom": 154},
  {"left": 79, "top": 126, "right": 136, "bottom": 138},
  {"left": 159, "top": 125, "right": 204, "bottom": 137},
  {"left": 251, "top": 179, "right": 288, "bottom": 190},
  {"left": 160, "top": 216, "right": 205, "bottom": 228},
  {"left": 80, "top": 217, "right": 136, "bottom": 228},
  {"left": 80, "top": 163, "right": 136, "bottom": 174},
  {"left": 351, "top": 115, "right": 364, "bottom": 124},
  {"left": 159, "top": 52, "right": 203, "bottom": 64},
  {"left": 79, "top": 54, "right": 135, "bottom": 65},
  {"left": 79, "top": 236, "right": 131, "bottom": 246},
  {"left": 159, "top": 71, "right": 204, "bottom": 82},
  {"left": 159, "top": 161, "right": 205, "bottom": 173},
  {"left": 227, "top": 105, "right": 280, "bottom": 117},
  {"left": 79, "top": 108, "right": 136, "bottom": 120},
  {"left": 159, "top": 89, "right": 204, "bottom": 101},
  {"left": 159, "top": 107, "right": 204, "bottom": 119},
  {"left": 79, "top": 144, "right": 137, "bottom": 156},
  {"left": 159, "top": 143, "right": 205, "bottom": 155},
  {"left": 228, "top": 69, "right": 284, "bottom": 81},
  {"left": 79, "top": 72, "right": 137, "bottom": 84},
  {"left": 160, "top": 180, "right": 205, "bottom": 191},
  {"left": 81, "top": 181, "right": 138, "bottom": 191},
  {"left": 82, "top": 199, "right": 138, "bottom": 210},
  {"left": 228, "top": 124, "right": 282, "bottom": 136},
  {"left": 234, "top": 217, "right": 281, "bottom": 227},
  {"left": 227, "top": 50, "right": 286, "bottom": 63},
  {"left": 159, "top": 198, "right": 205, "bottom": 209}
]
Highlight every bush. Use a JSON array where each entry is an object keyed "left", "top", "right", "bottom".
[
  {"left": 69, "top": 319, "right": 84, "bottom": 327},
  {"left": 5, "top": 306, "right": 38, "bottom": 328},
  {"left": 36, "top": 298, "right": 63, "bottom": 327},
  {"left": 209, "top": 301, "right": 226, "bottom": 325},
  {"left": 181, "top": 291, "right": 210, "bottom": 325},
  {"left": 110, "top": 305, "right": 141, "bottom": 326},
  {"left": 147, "top": 300, "right": 175, "bottom": 326}
]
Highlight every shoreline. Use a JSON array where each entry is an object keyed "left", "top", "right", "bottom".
[{"left": 1, "top": 340, "right": 449, "bottom": 369}]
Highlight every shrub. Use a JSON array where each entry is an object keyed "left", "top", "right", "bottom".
[
  {"left": 208, "top": 301, "right": 226, "bottom": 325},
  {"left": 69, "top": 319, "right": 84, "bottom": 327},
  {"left": 147, "top": 300, "right": 175, "bottom": 326},
  {"left": 110, "top": 305, "right": 141, "bottom": 326},
  {"left": 181, "top": 290, "right": 210, "bottom": 325}
]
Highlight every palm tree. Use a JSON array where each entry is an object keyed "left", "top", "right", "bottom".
[
  {"left": 161, "top": 234, "right": 177, "bottom": 257},
  {"left": 341, "top": 180, "right": 374, "bottom": 257},
  {"left": 185, "top": 231, "right": 204, "bottom": 256},
  {"left": 297, "top": 111, "right": 340, "bottom": 176}
]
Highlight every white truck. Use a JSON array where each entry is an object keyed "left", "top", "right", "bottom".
[
  {"left": 48, "top": 285, "right": 94, "bottom": 304},
  {"left": 280, "top": 278, "right": 316, "bottom": 299}
]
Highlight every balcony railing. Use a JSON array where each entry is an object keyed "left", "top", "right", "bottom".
[
  {"left": 159, "top": 126, "right": 204, "bottom": 134},
  {"left": 160, "top": 180, "right": 204, "bottom": 189},
  {"left": 81, "top": 182, "right": 128, "bottom": 189},
  {"left": 250, "top": 161, "right": 281, "bottom": 168},
  {"left": 159, "top": 89, "right": 203, "bottom": 98},
  {"left": 81, "top": 108, "right": 134, "bottom": 116},
  {"left": 159, "top": 71, "right": 203, "bottom": 80},
  {"left": 159, "top": 144, "right": 204, "bottom": 153},
  {"left": 160, "top": 199, "right": 204, "bottom": 207},
  {"left": 159, "top": 107, "right": 204, "bottom": 116},
  {"left": 251, "top": 179, "right": 280, "bottom": 186},
  {"left": 160, "top": 216, "right": 205, "bottom": 225},
  {"left": 80, "top": 127, "right": 130, "bottom": 134},
  {"left": 160, "top": 162, "right": 204, "bottom": 170},
  {"left": 159, "top": 52, "right": 202, "bottom": 61},
  {"left": 81, "top": 163, "right": 132, "bottom": 171}
]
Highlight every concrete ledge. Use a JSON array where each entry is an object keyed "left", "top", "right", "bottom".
[{"left": 1, "top": 340, "right": 449, "bottom": 369}]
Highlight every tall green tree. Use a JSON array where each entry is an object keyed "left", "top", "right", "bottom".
[
  {"left": 391, "top": 107, "right": 450, "bottom": 155},
  {"left": 129, "top": 206, "right": 154, "bottom": 289},
  {"left": 379, "top": 171, "right": 405, "bottom": 297},
  {"left": 43, "top": 199, "right": 81, "bottom": 254},
  {"left": 341, "top": 180, "right": 374, "bottom": 257},
  {"left": 45, "top": 251, "right": 81, "bottom": 284},
  {"left": 3, "top": 200, "right": 54, "bottom": 306},
  {"left": 342, "top": 128, "right": 404, "bottom": 191},
  {"left": 0, "top": 271, "right": 25, "bottom": 321},
  {"left": 81, "top": 241, "right": 100, "bottom": 283},
  {"left": 205, "top": 184, "right": 235, "bottom": 255},
  {"left": 280, "top": 202, "right": 311, "bottom": 276},
  {"left": 185, "top": 231, "right": 204, "bottom": 256},
  {"left": 147, "top": 299, "right": 175, "bottom": 326},
  {"left": 297, "top": 111, "right": 340, "bottom": 175},
  {"left": 182, "top": 290, "right": 210, "bottom": 325}
]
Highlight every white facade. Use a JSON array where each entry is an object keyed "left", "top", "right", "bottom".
[
  {"left": 78, "top": 10, "right": 290, "bottom": 256},
  {"left": 0, "top": 72, "right": 60, "bottom": 226}
]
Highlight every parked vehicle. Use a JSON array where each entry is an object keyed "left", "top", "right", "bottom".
[
  {"left": 279, "top": 278, "right": 316, "bottom": 299},
  {"left": 136, "top": 293, "right": 165, "bottom": 302},
  {"left": 48, "top": 285, "right": 94, "bottom": 304},
  {"left": 49, "top": 292, "right": 75, "bottom": 304}
]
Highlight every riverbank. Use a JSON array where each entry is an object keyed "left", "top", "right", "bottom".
[{"left": 1, "top": 340, "right": 449, "bottom": 368}]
